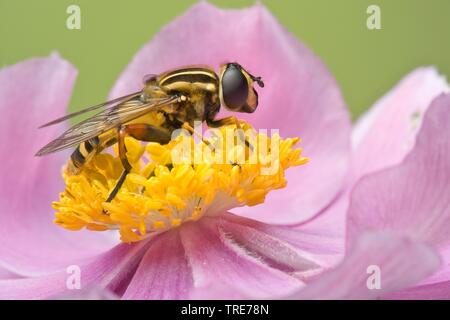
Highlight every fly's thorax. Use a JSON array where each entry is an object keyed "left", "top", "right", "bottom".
[
  {"left": 157, "top": 67, "right": 219, "bottom": 97},
  {"left": 142, "top": 66, "right": 221, "bottom": 124}
]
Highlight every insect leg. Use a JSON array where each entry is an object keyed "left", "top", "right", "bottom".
[
  {"left": 105, "top": 170, "right": 128, "bottom": 203},
  {"left": 207, "top": 116, "right": 254, "bottom": 151},
  {"left": 105, "top": 124, "right": 172, "bottom": 205},
  {"left": 182, "top": 122, "right": 213, "bottom": 149}
]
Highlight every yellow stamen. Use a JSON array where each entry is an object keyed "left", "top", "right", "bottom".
[{"left": 53, "top": 124, "right": 309, "bottom": 243}]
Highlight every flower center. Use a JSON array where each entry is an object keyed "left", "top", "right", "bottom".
[{"left": 53, "top": 124, "right": 308, "bottom": 243}]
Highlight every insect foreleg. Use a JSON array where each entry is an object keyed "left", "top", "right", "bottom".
[
  {"left": 182, "top": 122, "right": 213, "bottom": 149},
  {"left": 207, "top": 116, "right": 241, "bottom": 128},
  {"left": 207, "top": 116, "right": 254, "bottom": 151},
  {"left": 104, "top": 124, "right": 172, "bottom": 206}
]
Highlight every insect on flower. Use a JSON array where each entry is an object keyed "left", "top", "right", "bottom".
[{"left": 35, "top": 63, "right": 265, "bottom": 203}]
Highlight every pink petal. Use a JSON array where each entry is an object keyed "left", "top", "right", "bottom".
[
  {"left": 180, "top": 217, "right": 304, "bottom": 299},
  {"left": 50, "top": 286, "right": 118, "bottom": 300},
  {"left": 289, "top": 195, "right": 348, "bottom": 268},
  {"left": 296, "top": 68, "right": 449, "bottom": 272},
  {"left": 221, "top": 212, "right": 341, "bottom": 270},
  {"left": 347, "top": 94, "right": 450, "bottom": 247},
  {"left": 122, "top": 230, "right": 193, "bottom": 299},
  {"left": 293, "top": 68, "right": 449, "bottom": 280},
  {"left": 351, "top": 67, "right": 448, "bottom": 180},
  {"left": 218, "top": 214, "right": 321, "bottom": 272},
  {"left": 418, "top": 245, "right": 450, "bottom": 287},
  {"left": 291, "top": 231, "right": 440, "bottom": 299},
  {"left": 347, "top": 94, "right": 450, "bottom": 296},
  {"left": 386, "top": 281, "right": 450, "bottom": 300},
  {"left": 0, "top": 240, "right": 150, "bottom": 299},
  {"left": 0, "top": 266, "right": 20, "bottom": 280},
  {"left": 0, "top": 54, "right": 116, "bottom": 276},
  {"left": 110, "top": 2, "right": 351, "bottom": 224}
]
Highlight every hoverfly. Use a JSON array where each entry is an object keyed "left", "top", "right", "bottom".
[{"left": 36, "top": 63, "right": 264, "bottom": 203}]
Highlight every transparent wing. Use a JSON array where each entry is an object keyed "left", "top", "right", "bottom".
[
  {"left": 35, "top": 95, "right": 178, "bottom": 156},
  {"left": 38, "top": 91, "right": 143, "bottom": 128}
]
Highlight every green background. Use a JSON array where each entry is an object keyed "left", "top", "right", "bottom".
[{"left": 1, "top": 0, "right": 449, "bottom": 119}]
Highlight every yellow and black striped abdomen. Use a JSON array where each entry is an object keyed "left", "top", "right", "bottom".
[
  {"left": 66, "top": 111, "right": 168, "bottom": 175},
  {"left": 67, "top": 137, "right": 100, "bottom": 175},
  {"left": 67, "top": 130, "right": 117, "bottom": 175}
]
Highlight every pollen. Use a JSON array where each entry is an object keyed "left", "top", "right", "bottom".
[{"left": 53, "top": 124, "right": 309, "bottom": 243}]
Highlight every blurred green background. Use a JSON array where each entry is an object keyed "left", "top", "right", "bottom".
[{"left": 1, "top": 0, "right": 449, "bottom": 120}]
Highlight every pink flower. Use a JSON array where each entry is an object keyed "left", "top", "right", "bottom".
[{"left": 0, "top": 2, "right": 449, "bottom": 299}]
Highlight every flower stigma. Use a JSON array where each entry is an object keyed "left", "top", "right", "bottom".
[{"left": 53, "top": 122, "right": 309, "bottom": 243}]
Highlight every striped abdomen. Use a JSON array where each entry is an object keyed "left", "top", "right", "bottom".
[
  {"left": 66, "top": 110, "right": 166, "bottom": 175},
  {"left": 67, "top": 130, "right": 116, "bottom": 175}
]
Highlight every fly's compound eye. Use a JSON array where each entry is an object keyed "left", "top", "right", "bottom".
[{"left": 221, "top": 65, "right": 249, "bottom": 110}]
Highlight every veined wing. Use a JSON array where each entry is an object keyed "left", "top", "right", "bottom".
[
  {"left": 35, "top": 95, "right": 178, "bottom": 156},
  {"left": 38, "top": 91, "right": 143, "bottom": 128}
]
